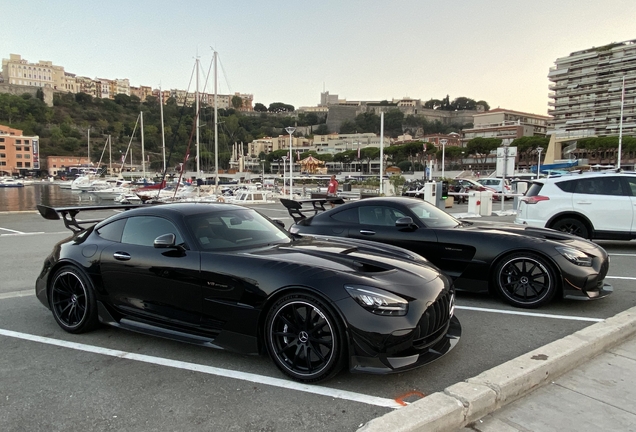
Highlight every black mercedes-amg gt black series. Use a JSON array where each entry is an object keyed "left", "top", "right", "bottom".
[
  {"left": 285, "top": 196, "right": 613, "bottom": 308},
  {"left": 35, "top": 202, "right": 460, "bottom": 383}
]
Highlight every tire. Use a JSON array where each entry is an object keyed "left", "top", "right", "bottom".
[
  {"left": 550, "top": 217, "right": 590, "bottom": 239},
  {"left": 265, "top": 292, "right": 346, "bottom": 383},
  {"left": 494, "top": 253, "right": 557, "bottom": 308},
  {"left": 49, "top": 266, "right": 98, "bottom": 334}
]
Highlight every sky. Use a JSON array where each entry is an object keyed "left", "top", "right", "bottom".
[{"left": 2, "top": 0, "right": 635, "bottom": 116}]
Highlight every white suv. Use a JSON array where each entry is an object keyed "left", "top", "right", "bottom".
[{"left": 515, "top": 171, "right": 636, "bottom": 240}]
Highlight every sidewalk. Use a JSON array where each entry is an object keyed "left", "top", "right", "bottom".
[{"left": 358, "top": 306, "right": 636, "bottom": 432}]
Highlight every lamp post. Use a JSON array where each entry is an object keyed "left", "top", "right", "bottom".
[
  {"left": 260, "top": 159, "right": 265, "bottom": 184},
  {"left": 281, "top": 156, "right": 287, "bottom": 194},
  {"left": 285, "top": 126, "right": 296, "bottom": 199},
  {"left": 501, "top": 143, "right": 510, "bottom": 212},
  {"left": 536, "top": 147, "right": 544, "bottom": 179},
  {"left": 440, "top": 139, "right": 448, "bottom": 179}
]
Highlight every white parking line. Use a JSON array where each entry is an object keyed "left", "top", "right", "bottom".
[
  {"left": 455, "top": 306, "right": 604, "bottom": 322},
  {"left": 0, "top": 328, "right": 402, "bottom": 410},
  {"left": 606, "top": 276, "right": 636, "bottom": 280},
  {"left": 609, "top": 254, "right": 636, "bottom": 257},
  {"left": 0, "top": 227, "right": 25, "bottom": 234},
  {"left": 0, "top": 290, "right": 33, "bottom": 300}
]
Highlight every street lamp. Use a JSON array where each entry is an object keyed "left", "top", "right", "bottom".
[
  {"left": 536, "top": 147, "right": 544, "bottom": 179},
  {"left": 440, "top": 139, "right": 448, "bottom": 179},
  {"left": 281, "top": 156, "right": 287, "bottom": 194},
  {"left": 501, "top": 143, "right": 510, "bottom": 212},
  {"left": 285, "top": 126, "right": 296, "bottom": 199},
  {"left": 260, "top": 159, "right": 265, "bottom": 184}
]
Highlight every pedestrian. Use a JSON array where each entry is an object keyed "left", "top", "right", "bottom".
[{"left": 327, "top": 175, "right": 339, "bottom": 208}]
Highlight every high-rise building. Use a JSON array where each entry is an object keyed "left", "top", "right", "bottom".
[{"left": 548, "top": 39, "right": 636, "bottom": 138}]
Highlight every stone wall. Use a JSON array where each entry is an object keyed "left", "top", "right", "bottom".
[{"left": 0, "top": 83, "right": 54, "bottom": 106}]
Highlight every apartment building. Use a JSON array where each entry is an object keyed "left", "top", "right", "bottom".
[
  {"left": 1, "top": 54, "right": 56, "bottom": 88},
  {"left": 548, "top": 39, "right": 636, "bottom": 137},
  {"left": 0, "top": 125, "right": 40, "bottom": 176},
  {"left": 461, "top": 108, "right": 551, "bottom": 145},
  {"left": 45, "top": 155, "right": 92, "bottom": 177}
]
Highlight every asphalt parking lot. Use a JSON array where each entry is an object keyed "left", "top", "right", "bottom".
[{"left": 1, "top": 204, "right": 635, "bottom": 431}]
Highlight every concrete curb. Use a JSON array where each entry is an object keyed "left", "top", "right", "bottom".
[{"left": 358, "top": 305, "right": 636, "bottom": 432}]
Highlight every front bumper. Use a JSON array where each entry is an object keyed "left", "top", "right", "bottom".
[
  {"left": 349, "top": 315, "right": 462, "bottom": 374},
  {"left": 334, "top": 293, "right": 462, "bottom": 374}
]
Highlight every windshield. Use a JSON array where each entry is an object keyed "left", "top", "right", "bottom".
[
  {"left": 186, "top": 208, "right": 291, "bottom": 250},
  {"left": 407, "top": 200, "right": 461, "bottom": 228}
]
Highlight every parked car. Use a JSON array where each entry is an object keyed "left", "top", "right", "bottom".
[
  {"left": 35, "top": 203, "right": 460, "bottom": 383},
  {"left": 285, "top": 196, "right": 612, "bottom": 308},
  {"left": 476, "top": 178, "right": 512, "bottom": 200},
  {"left": 453, "top": 178, "right": 498, "bottom": 202},
  {"left": 516, "top": 170, "right": 636, "bottom": 240}
]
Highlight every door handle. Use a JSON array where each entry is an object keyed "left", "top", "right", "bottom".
[
  {"left": 359, "top": 230, "right": 376, "bottom": 235},
  {"left": 113, "top": 252, "right": 131, "bottom": 261}
]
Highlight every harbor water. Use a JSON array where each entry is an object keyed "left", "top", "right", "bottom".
[{"left": 0, "top": 183, "right": 105, "bottom": 212}]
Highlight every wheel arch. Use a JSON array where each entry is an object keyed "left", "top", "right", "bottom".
[
  {"left": 546, "top": 212, "right": 594, "bottom": 236},
  {"left": 256, "top": 285, "right": 351, "bottom": 355},
  {"left": 45, "top": 259, "right": 93, "bottom": 306},
  {"left": 488, "top": 248, "right": 564, "bottom": 297}
]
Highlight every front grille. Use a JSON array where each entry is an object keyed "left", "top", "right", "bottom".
[{"left": 413, "top": 290, "right": 452, "bottom": 349}]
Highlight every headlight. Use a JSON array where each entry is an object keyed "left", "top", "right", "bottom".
[
  {"left": 345, "top": 285, "right": 408, "bottom": 316},
  {"left": 556, "top": 246, "right": 593, "bottom": 267}
]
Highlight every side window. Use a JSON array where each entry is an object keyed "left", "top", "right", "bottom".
[
  {"left": 624, "top": 177, "right": 636, "bottom": 196},
  {"left": 358, "top": 206, "right": 406, "bottom": 226},
  {"left": 121, "top": 216, "right": 183, "bottom": 247},
  {"left": 330, "top": 207, "right": 359, "bottom": 223},
  {"left": 573, "top": 178, "right": 598, "bottom": 195},
  {"left": 556, "top": 180, "right": 575, "bottom": 193},
  {"left": 598, "top": 177, "right": 624, "bottom": 196},
  {"left": 95, "top": 218, "right": 126, "bottom": 242}
]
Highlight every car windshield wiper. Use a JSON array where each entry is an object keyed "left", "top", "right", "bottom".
[{"left": 456, "top": 220, "right": 473, "bottom": 227}]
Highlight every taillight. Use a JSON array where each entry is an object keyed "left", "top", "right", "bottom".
[{"left": 521, "top": 195, "right": 550, "bottom": 204}]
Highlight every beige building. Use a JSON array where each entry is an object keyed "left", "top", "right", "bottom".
[
  {"left": 461, "top": 108, "right": 551, "bottom": 145},
  {"left": 2, "top": 54, "right": 56, "bottom": 89},
  {"left": 76, "top": 76, "right": 97, "bottom": 97},
  {"left": 45, "top": 155, "right": 92, "bottom": 177}
]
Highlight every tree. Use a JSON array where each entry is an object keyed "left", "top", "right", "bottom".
[
  {"left": 466, "top": 137, "right": 501, "bottom": 168},
  {"left": 231, "top": 95, "right": 243, "bottom": 109},
  {"left": 388, "top": 175, "right": 406, "bottom": 196},
  {"left": 314, "top": 124, "right": 329, "bottom": 135},
  {"left": 254, "top": 103, "right": 267, "bottom": 112},
  {"left": 268, "top": 102, "right": 295, "bottom": 113}
]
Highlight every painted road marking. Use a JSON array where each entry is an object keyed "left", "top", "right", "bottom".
[
  {"left": 0, "top": 227, "right": 25, "bottom": 234},
  {"left": 606, "top": 276, "right": 636, "bottom": 280},
  {"left": 0, "top": 231, "right": 66, "bottom": 237},
  {"left": 609, "top": 254, "right": 636, "bottom": 257},
  {"left": 455, "top": 306, "right": 604, "bottom": 322},
  {"left": 0, "top": 290, "right": 33, "bottom": 300},
  {"left": 0, "top": 328, "right": 402, "bottom": 410}
]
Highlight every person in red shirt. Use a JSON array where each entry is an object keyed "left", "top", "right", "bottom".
[{"left": 327, "top": 175, "right": 339, "bottom": 208}]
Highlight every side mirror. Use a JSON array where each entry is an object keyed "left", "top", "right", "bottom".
[
  {"left": 395, "top": 217, "right": 417, "bottom": 229},
  {"left": 154, "top": 233, "right": 177, "bottom": 248}
]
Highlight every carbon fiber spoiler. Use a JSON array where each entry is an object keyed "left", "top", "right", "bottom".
[
  {"left": 36, "top": 204, "right": 146, "bottom": 233},
  {"left": 280, "top": 197, "right": 345, "bottom": 224}
]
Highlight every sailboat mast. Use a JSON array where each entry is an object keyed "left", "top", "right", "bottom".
[
  {"left": 214, "top": 50, "right": 219, "bottom": 190},
  {"left": 160, "top": 87, "right": 166, "bottom": 173},
  {"left": 87, "top": 128, "right": 90, "bottom": 168},
  {"left": 140, "top": 111, "right": 146, "bottom": 179},
  {"left": 196, "top": 57, "right": 201, "bottom": 177},
  {"left": 108, "top": 135, "right": 112, "bottom": 176}
]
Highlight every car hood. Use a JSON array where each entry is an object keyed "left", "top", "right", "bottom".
[
  {"left": 244, "top": 236, "right": 446, "bottom": 292},
  {"left": 461, "top": 221, "right": 604, "bottom": 253}
]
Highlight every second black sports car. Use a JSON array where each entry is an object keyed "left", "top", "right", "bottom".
[
  {"left": 285, "top": 196, "right": 613, "bottom": 308},
  {"left": 35, "top": 202, "right": 460, "bottom": 383}
]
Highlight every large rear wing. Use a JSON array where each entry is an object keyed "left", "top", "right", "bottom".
[
  {"left": 37, "top": 204, "right": 146, "bottom": 233},
  {"left": 279, "top": 197, "right": 344, "bottom": 224}
]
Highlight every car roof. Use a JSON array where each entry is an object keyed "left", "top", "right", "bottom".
[
  {"left": 532, "top": 169, "right": 636, "bottom": 184},
  {"left": 113, "top": 202, "right": 247, "bottom": 218}
]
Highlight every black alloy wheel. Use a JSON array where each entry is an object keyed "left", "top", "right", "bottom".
[
  {"left": 265, "top": 293, "right": 345, "bottom": 383},
  {"left": 50, "top": 266, "right": 98, "bottom": 334},
  {"left": 494, "top": 253, "right": 557, "bottom": 308},
  {"left": 551, "top": 217, "right": 590, "bottom": 239}
]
